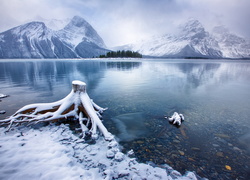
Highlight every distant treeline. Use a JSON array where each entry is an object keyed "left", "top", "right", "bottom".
[{"left": 99, "top": 50, "right": 142, "bottom": 58}]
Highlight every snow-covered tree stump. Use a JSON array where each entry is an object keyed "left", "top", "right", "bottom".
[{"left": 0, "top": 80, "right": 113, "bottom": 141}]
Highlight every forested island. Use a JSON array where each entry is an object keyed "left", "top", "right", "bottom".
[{"left": 99, "top": 50, "right": 142, "bottom": 58}]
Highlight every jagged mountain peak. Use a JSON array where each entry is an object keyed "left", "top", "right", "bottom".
[
  {"left": 212, "top": 25, "right": 246, "bottom": 43},
  {"left": 0, "top": 16, "right": 109, "bottom": 59},
  {"left": 177, "top": 19, "right": 207, "bottom": 41},
  {"left": 211, "top": 25, "right": 250, "bottom": 58},
  {"left": 9, "top": 21, "right": 51, "bottom": 38},
  {"left": 70, "top": 16, "right": 89, "bottom": 27},
  {"left": 180, "top": 19, "right": 205, "bottom": 34},
  {"left": 57, "top": 16, "right": 106, "bottom": 48},
  {"left": 24, "top": 21, "right": 46, "bottom": 27},
  {"left": 184, "top": 19, "right": 203, "bottom": 27},
  {"left": 64, "top": 16, "right": 91, "bottom": 29},
  {"left": 116, "top": 18, "right": 249, "bottom": 58},
  {"left": 11, "top": 21, "right": 46, "bottom": 32}
]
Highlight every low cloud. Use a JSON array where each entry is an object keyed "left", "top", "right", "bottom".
[{"left": 0, "top": 0, "right": 249, "bottom": 47}]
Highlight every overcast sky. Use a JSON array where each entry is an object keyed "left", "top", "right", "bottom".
[{"left": 0, "top": 0, "right": 249, "bottom": 47}]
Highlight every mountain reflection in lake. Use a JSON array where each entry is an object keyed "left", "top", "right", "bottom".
[
  {"left": 111, "top": 112, "right": 150, "bottom": 141},
  {"left": 0, "top": 59, "right": 250, "bottom": 179}
]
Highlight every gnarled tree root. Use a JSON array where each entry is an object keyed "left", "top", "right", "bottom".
[{"left": 0, "top": 80, "right": 113, "bottom": 141}]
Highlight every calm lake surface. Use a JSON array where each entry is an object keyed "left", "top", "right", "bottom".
[{"left": 0, "top": 59, "right": 250, "bottom": 179}]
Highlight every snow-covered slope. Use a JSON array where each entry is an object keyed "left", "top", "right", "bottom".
[
  {"left": 115, "top": 19, "right": 250, "bottom": 59},
  {"left": 212, "top": 26, "right": 250, "bottom": 58},
  {"left": 56, "top": 16, "right": 106, "bottom": 48},
  {"left": 0, "top": 16, "right": 109, "bottom": 58}
]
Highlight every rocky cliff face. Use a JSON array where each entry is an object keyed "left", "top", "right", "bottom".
[{"left": 0, "top": 16, "right": 109, "bottom": 58}]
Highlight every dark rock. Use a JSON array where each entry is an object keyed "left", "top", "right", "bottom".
[{"left": 0, "top": 110, "right": 6, "bottom": 114}]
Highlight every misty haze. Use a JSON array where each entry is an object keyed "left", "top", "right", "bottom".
[{"left": 0, "top": 1, "right": 250, "bottom": 180}]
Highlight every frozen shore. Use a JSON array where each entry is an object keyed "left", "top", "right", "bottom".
[{"left": 0, "top": 124, "right": 204, "bottom": 180}]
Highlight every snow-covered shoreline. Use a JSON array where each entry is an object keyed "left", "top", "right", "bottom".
[{"left": 0, "top": 124, "right": 204, "bottom": 180}]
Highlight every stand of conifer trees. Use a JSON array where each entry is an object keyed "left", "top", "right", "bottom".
[{"left": 99, "top": 50, "right": 142, "bottom": 58}]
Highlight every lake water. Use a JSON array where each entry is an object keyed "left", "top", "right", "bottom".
[{"left": 0, "top": 59, "right": 250, "bottom": 179}]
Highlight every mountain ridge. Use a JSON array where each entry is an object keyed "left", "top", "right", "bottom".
[
  {"left": 114, "top": 19, "right": 250, "bottom": 59},
  {"left": 0, "top": 16, "right": 109, "bottom": 59},
  {"left": 1, "top": 17, "right": 249, "bottom": 59}
]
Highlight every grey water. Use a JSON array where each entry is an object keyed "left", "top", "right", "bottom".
[{"left": 0, "top": 59, "right": 250, "bottom": 179}]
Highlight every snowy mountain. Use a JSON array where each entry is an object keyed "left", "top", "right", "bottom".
[
  {"left": 56, "top": 16, "right": 106, "bottom": 48},
  {"left": 0, "top": 16, "right": 109, "bottom": 58},
  {"left": 115, "top": 19, "right": 250, "bottom": 59},
  {"left": 212, "top": 26, "right": 250, "bottom": 58}
]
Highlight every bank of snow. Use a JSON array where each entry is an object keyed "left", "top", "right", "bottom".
[{"left": 0, "top": 124, "right": 204, "bottom": 180}]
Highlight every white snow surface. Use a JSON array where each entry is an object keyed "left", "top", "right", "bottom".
[
  {"left": 0, "top": 124, "right": 201, "bottom": 180},
  {"left": 168, "top": 112, "right": 184, "bottom": 126},
  {"left": 55, "top": 16, "right": 106, "bottom": 48},
  {"left": 0, "top": 93, "right": 8, "bottom": 98},
  {"left": 115, "top": 19, "right": 250, "bottom": 58}
]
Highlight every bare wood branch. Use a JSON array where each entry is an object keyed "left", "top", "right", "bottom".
[{"left": 0, "top": 80, "right": 113, "bottom": 141}]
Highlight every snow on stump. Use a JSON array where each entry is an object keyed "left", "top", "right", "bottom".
[{"left": 0, "top": 80, "right": 113, "bottom": 141}]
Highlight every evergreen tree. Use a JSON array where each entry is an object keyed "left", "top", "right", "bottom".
[{"left": 99, "top": 50, "right": 142, "bottom": 58}]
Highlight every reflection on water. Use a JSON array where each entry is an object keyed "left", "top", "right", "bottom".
[
  {"left": 0, "top": 59, "right": 250, "bottom": 179},
  {"left": 111, "top": 112, "right": 150, "bottom": 141},
  {"left": 0, "top": 60, "right": 141, "bottom": 92},
  {"left": 239, "top": 133, "right": 250, "bottom": 154}
]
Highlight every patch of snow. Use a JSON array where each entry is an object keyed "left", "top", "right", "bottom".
[
  {"left": 0, "top": 124, "right": 203, "bottom": 180},
  {"left": 166, "top": 112, "right": 184, "bottom": 126},
  {"left": 0, "top": 35, "right": 5, "bottom": 42},
  {"left": 0, "top": 93, "right": 8, "bottom": 99},
  {"left": 0, "top": 110, "right": 6, "bottom": 114},
  {"left": 114, "top": 152, "right": 124, "bottom": 162},
  {"left": 116, "top": 19, "right": 250, "bottom": 58},
  {"left": 106, "top": 149, "right": 115, "bottom": 158}
]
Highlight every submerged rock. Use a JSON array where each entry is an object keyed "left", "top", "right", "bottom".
[
  {"left": 216, "top": 152, "right": 224, "bottom": 157},
  {"left": 0, "top": 110, "right": 6, "bottom": 114},
  {"left": 214, "top": 134, "right": 230, "bottom": 139},
  {"left": 173, "top": 140, "right": 181, "bottom": 144},
  {"left": 178, "top": 150, "right": 185, "bottom": 156},
  {"left": 191, "top": 147, "right": 201, "bottom": 151},
  {"left": 225, "top": 165, "right": 232, "bottom": 171}
]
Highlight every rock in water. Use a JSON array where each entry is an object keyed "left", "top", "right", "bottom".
[
  {"left": 0, "top": 110, "right": 6, "bottom": 114},
  {"left": 0, "top": 94, "right": 8, "bottom": 99},
  {"left": 166, "top": 112, "right": 184, "bottom": 126}
]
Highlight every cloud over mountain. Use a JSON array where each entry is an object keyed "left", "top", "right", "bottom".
[
  {"left": 114, "top": 19, "right": 250, "bottom": 59},
  {"left": 0, "top": 0, "right": 249, "bottom": 47}
]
